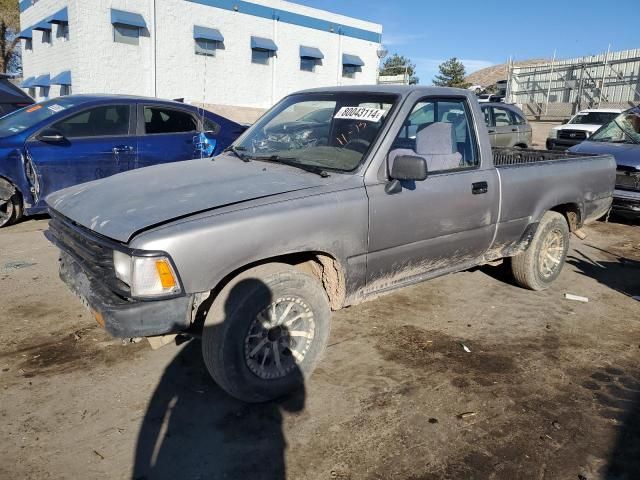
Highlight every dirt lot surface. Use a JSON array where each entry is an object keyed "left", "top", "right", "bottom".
[{"left": 1, "top": 216, "right": 638, "bottom": 480}]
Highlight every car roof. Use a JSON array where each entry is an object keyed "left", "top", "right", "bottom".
[
  {"left": 295, "top": 84, "right": 474, "bottom": 98},
  {"left": 577, "top": 108, "right": 623, "bottom": 113},
  {"left": 59, "top": 94, "right": 193, "bottom": 107}
]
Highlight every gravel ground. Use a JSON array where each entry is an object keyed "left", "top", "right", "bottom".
[{"left": 0, "top": 215, "right": 638, "bottom": 480}]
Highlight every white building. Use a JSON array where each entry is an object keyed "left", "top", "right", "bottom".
[{"left": 18, "top": 0, "right": 383, "bottom": 118}]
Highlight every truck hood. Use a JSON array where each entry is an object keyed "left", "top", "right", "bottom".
[
  {"left": 46, "top": 155, "right": 331, "bottom": 243},
  {"left": 569, "top": 141, "right": 640, "bottom": 170},
  {"left": 553, "top": 124, "right": 602, "bottom": 134}
]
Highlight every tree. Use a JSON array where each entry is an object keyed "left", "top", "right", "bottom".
[
  {"left": 432, "top": 57, "right": 470, "bottom": 88},
  {"left": 379, "top": 53, "right": 419, "bottom": 85},
  {"left": 0, "top": 0, "right": 20, "bottom": 74}
]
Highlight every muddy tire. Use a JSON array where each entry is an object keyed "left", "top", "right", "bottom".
[
  {"left": 511, "top": 211, "right": 570, "bottom": 291},
  {"left": 201, "top": 263, "right": 331, "bottom": 403},
  {"left": 0, "top": 182, "right": 22, "bottom": 228}
]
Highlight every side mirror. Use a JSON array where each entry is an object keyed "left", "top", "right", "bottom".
[
  {"left": 390, "top": 155, "right": 428, "bottom": 181},
  {"left": 38, "top": 128, "right": 65, "bottom": 143},
  {"left": 386, "top": 155, "right": 428, "bottom": 194}
]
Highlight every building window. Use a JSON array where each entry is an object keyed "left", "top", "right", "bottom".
[
  {"left": 114, "top": 25, "right": 140, "bottom": 45},
  {"left": 342, "top": 65, "right": 361, "bottom": 79},
  {"left": 28, "top": 87, "right": 35, "bottom": 98},
  {"left": 39, "top": 86, "right": 49, "bottom": 99},
  {"left": 60, "top": 85, "right": 71, "bottom": 96},
  {"left": 300, "top": 57, "right": 320, "bottom": 72},
  {"left": 42, "top": 30, "right": 51, "bottom": 44},
  {"left": 25, "top": 39, "right": 32, "bottom": 50},
  {"left": 195, "top": 39, "right": 219, "bottom": 57},
  {"left": 56, "top": 24, "right": 69, "bottom": 41},
  {"left": 252, "top": 49, "right": 272, "bottom": 65}
]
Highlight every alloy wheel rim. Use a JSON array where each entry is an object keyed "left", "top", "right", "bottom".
[
  {"left": 0, "top": 199, "right": 13, "bottom": 225},
  {"left": 244, "top": 296, "right": 315, "bottom": 380},
  {"left": 539, "top": 228, "right": 565, "bottom": 278}
]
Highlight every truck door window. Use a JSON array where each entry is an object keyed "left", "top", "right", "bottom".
[
  {"left": 392, "top": 98, "right": 478, "bottom": 171},
  {"left": 143, "top": 107, "right": 198, "bottom": 135},
  {"left": 52, "top": 105, "right": 130, "bottom": 138}
]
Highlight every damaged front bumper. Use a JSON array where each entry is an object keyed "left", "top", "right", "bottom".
[{"left": 58, "top": 250, "right": 193, "bottom": 338}]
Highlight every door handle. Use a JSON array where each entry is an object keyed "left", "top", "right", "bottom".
[
  {"left": 112, "top": 145, "right": 133, "bottom": 154},
  {"left": 472, "top": 181, "right": 488, "bottom": 194},
  {"left": 511, "top": 128, "right": 517, "bottom": 132},
  {"left": 488, "top": 129, "right": 495, "bottom": 133}
]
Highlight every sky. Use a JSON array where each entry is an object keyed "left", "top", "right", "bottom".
[{"left": 293, "top": 0, "right": 640, "bottom": 84}]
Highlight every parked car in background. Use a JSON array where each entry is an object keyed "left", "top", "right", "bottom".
[
  {"left": 0, "top": 95, "right": 245, "bottom": 227},
  {"left": 477, "top": 94, "right": 504, "bottom": 103},
  {"left": 467, "top": 84, "right": 484, "bottom": 94},
  {"left": 0, "top": 75, "right": 34, "bottom": 117},
  {"left": 546, "top": 108, "right": 623, "bottom": 150},
  {"left": 46, "top": 85, "right": 615, "bottom": 402},
  {"left": 480, "top": 102, "right": 532, "bottom": 148},
  {"left": 569, "top": 106, "right": 640, "bottom": 218}
]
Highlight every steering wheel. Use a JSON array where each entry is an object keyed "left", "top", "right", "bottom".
[{"left": 343, "top": 137, "right": 371, "bottom": 154}]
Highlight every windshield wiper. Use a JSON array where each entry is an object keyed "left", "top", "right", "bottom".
[
  {"left": 223, "top": 145, "right": 250, "bottom": 162},
  {"left": 613, "top": 119, "right": 640, "bottom": 144},
  {"left": 249, "top": 155, "right": 330, "bottom": 178}
]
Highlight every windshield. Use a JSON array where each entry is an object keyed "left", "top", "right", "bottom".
[
  {"left": 232, "top": 93, "right": 397, "bottom": 172},
  {"left": 590, "top": 108, "right": 640, "bottom": 144},
  {"left": 0, "top": 98, "right": 77, "bottom": 138},
  {"left": 569, "top": 111, "right": 619, "bottom": 125}
]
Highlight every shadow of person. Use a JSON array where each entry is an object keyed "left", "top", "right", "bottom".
[
  {"left": 606, "top": 387, "right": 640, "bottom": 479},
  {"left": 132, "top": 279, "right": 305, "bottom": 480}
]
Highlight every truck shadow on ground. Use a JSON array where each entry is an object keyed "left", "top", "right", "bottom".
[
  {"left": 566, "top": 252, "right": 640, "bottom": 298},
  {"left": 132, "top": 279, "right": 305, "bottom": 480}
]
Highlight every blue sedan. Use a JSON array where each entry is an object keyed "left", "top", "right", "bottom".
[{"left": 0, "top": 95, "right": 245, "bottom": 227}]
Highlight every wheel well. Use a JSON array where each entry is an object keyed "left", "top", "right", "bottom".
[
  {"left": 198, "top": 252, "right": 346, "bottom": 318},
  {"left": 550, "top": 203, "right": 581, "bottom": 231}
]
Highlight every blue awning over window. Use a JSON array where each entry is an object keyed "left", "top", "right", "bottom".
[
  {"left": 51, "top": 71, "right": 71, "bottom": 85},
  {"left": 17, "top": 28, "right": 32, "bottom": 39},
  {"left": 300, "top": 46, "right": 323, "bottom": 59},
  {"left": 48, "top": 7, "right": 68, "bottom": 24},
  {"left": 20, "top": 76, "right": 35, "bottom": 88},
  {"left": 32, "top": 74, "right": 50, "bottom": 87},
  {"left": 251, "top": 36, "right": 277, "bottom": 52},
  {"left": 110, "top": 9, "right": 147, "bottom": 29},
  {"left": 33, "top": 20, "right": 52, "bottom": 31},
  {"left": 193, "top": 26, "right": 224, "bottom": 42},
  {"left": 342, "top": 54, "right": 364, "bottom": 67}
]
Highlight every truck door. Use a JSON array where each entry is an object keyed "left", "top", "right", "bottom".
[
  {"left": 25, "top": 104, "right": 135, "bottom": 206},
  {"left": 365, "top": 97, "right": 500, "bottom": 292},
  {"left": 135, "top": 105, "right": 202, "bottom": 169},
  {"left": 490, "top": 105, "right": 518, "bottom": 147}
]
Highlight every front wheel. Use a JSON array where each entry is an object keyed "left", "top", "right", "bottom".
[
  {"left": 510, "top": 211, "right": 570, "bottom": 290},
  {"left": 0, "top": 183, "right": 23, "bottom": 228},
  {"left": 201, "top": 263, "right": 331, "bottom": 402}
]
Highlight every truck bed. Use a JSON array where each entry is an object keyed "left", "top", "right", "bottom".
[{"left": 493, "top": 147, "right": 594, "bottom": 167}]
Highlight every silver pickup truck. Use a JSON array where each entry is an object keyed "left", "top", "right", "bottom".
[{"left": 46, "top": 86, "right": 615, "bottom": 402}]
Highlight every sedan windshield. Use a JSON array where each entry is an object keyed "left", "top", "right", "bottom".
[
  {"left": 232, "top": 93, "right": 397, "bottom": 172},
  {"left": 0, "top": 98, "right": 77, "bottom": 138},
  {"left": 590, "top": 108, "right": 640, "bottom": 144},
  {"left": 569, "top": 111, "right": 620, "bottom": 125}
]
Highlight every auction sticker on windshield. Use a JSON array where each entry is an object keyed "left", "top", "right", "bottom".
[
  {"left": 334, "top": 106, "right": 385, "bottom": 122},
  {"left": 48, "top": 104, "right": 65, "bottom": 113}
]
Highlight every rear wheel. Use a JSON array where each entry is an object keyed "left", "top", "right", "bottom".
[
  {"left": 511, "top": 211, "right": 570, "bottom": 290},
  {"left": 201, "top": 263, "right": 331, "bottom": 402}
]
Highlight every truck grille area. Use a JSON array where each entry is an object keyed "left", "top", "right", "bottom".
[
  {"left": 558, "top": 130, "right": 588, "bottom": 141},
  {"left": 47, "top": 210, "right": 131, "bottom": 299},
  {"left": 616, "top": 171, "right": 640, "bottom": 192}
]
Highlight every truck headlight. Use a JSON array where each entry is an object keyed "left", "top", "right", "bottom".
[
  {"left": 113, "top": 251, "right": 181, "bottom": 298},
  {"left": 548, "top": 129, "right": 558, "bottom": 139}
]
